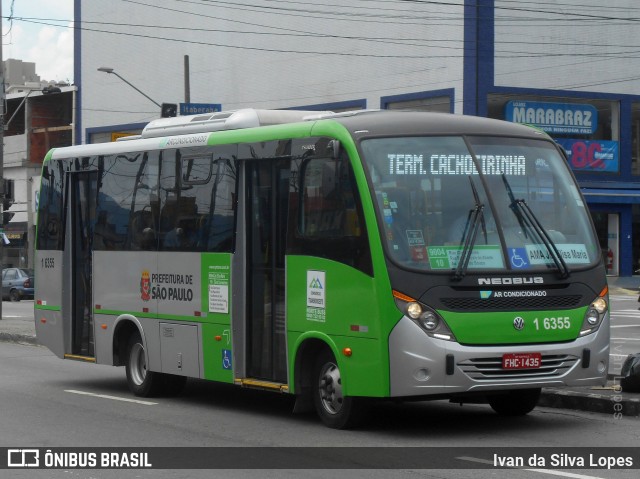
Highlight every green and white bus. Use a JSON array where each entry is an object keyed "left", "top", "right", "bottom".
[{"left": 35, "top": 109, "right": 609, "bottom": 428}]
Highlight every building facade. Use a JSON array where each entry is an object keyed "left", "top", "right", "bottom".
[
  {"left": 75, "top": 0, "right": 640, "bottom": 276},
  {"left": 2, "top": 85, "right": 76, "bottom": 268}
]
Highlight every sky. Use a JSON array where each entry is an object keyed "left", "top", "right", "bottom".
[{"left": 2, "top": 0, "right": 74, "bottom": 83}]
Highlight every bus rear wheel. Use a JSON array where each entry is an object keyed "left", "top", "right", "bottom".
[
  {"left": 312, "top": 350, "right": 366, "bottom": 429},
  {"left": 125, "top": 332, "right": 186, "bottom": 397},
  {"left": 488, "top": 388, "right": 541, "bottom": 416}
]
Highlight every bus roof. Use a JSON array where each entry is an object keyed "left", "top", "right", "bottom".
[
  {"left": 48, "top": 109, "right": 549, "bottom": 160},
  {"left": 325, "top": 110, "right": 550, "bottom": 140}
]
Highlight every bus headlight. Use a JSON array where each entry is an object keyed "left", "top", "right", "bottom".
[
  {"left": 393, "top": 290, "right": 456, "bottom": 341},
  {"left": 580, "top": 290, "right": 608, "bottom": 336},
  {"left": 406, "top": 302, "right": 422, "bottom": 319},
  {"left": 592, "top": 297, "right": 607, "bottom": 314}
]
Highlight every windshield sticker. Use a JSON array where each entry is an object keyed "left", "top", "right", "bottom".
[
  {"left": 406, "top": 230, "right": 427, "bottom": 262},
  {"left": 427, "top": 245, "right": 504, "bottom": 270},
  {"left": 525, "top": 243, "right": 590, "bottom": 265},
  {"left": 387, "top": 154, "right": 526, "bottom": 176},
  {"left": 509, "top": 248, "right": 530, "bottom": 269}
]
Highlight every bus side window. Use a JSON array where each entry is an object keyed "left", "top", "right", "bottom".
[
  {"left": 291, "top": 155, "right": 372, "bottom": 276},
  {"left": 159, "top": 148, "right": 237, "bottom": 253},
  {"left": 130, "top": 210, "right": 157, "bottom": 250}
]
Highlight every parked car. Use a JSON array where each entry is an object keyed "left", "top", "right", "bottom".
[{"left": 2, "top": 268, "right": 35, "bottom": 301}]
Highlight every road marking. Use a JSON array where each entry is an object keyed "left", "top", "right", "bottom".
[
  {"left": 65, "top": 389, "right": 157, "bottom": 405},
  {"left": 457, "top": 457, "right": 607, "bottom": 479},
  {"left": 610, "top": 324, "right": 640, "bottom": 328},
  {"left": 611, "top": 337, "right": 640, "bottom": 341},
  {"left": 610, "top": 354, "right": 629, "bottom": 358}
]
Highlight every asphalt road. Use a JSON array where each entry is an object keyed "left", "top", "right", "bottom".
[
  {"left": 1, "top": 340, "right": 639, "bottom": 479},
  {"left": 609, "top": 294, "right": 640, "bottom": 375}
]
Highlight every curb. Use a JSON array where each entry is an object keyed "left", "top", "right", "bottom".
[
  {"left": 0, "top": 332, "right": 39, "bottom": 346},
  {"left": 539, "top": 388, "right": 640, "bottom": 417}
]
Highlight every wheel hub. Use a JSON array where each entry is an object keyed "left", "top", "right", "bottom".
[{"left": 318, "top": 362, "right": 343, "bottom": 415}]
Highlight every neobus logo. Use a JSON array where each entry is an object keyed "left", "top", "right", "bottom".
[{"left": 477, "top": 276, "right": 544, "bottom": 285}]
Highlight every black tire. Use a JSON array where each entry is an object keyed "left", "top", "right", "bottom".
[
  {"left": 488, "top": 388, "right": 541, "bottom": 416},
  {"left": 312, "top": 349, "right": 367, "bottom": 429},
  {"left": 125, "top": 332, "right": 165, "bottom": 397},
  {"left": 9, "top": 289, "right": 21, "bottom": 302}
]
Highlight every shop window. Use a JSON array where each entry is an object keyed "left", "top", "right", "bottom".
[{"left": 385, "top": 96, "right": 451, "bottom": 113}]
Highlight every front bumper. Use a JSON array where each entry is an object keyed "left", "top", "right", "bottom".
[{"left": 388, "top": 313, "right": 609, "bottom": 398}]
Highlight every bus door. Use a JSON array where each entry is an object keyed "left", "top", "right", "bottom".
[
  {"left": 244, "top": 160, "right": 290, "bottom": 383},
  {"left": 64, "top": 170, "right": 98, "bottom": 358}
]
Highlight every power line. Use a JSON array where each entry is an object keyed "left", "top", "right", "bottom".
[
  {"left": 13, "top": 15, "right": 640, "bottom": 61},
  {"left": 8, "top": 15, "right": 640, "bottom": 51},
  {"left": 6, "top": 0, "right": 640, "bottom": 107}
]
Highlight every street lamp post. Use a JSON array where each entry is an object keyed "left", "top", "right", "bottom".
[{"left": 97, "top": 67, "right": 161, "bottom": 108}]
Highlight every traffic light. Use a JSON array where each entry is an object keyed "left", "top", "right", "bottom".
[
  {"left": 2, "top": 179, "right": 14, "bottom": 225},
  {"left": 161, "top": 103, "right": 178, "bottom": 118}
]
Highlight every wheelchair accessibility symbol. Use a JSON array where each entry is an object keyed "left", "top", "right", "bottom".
[
  {"left": 509, "top": 248, "right": 529, "bottom": 269},
  {"left": 222, "top": 349, "right": 232, "bottom": 370}
]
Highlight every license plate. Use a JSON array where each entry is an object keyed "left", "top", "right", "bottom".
[{"left": 502, "top": 352, "right": 542, "bottom": 369}]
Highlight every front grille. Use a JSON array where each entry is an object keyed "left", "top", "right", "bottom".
[
  {"left": 441, "top": 295, "right": 582, "bottom": 311},
  {"left": 458, "top": 354, "right": 579, "bottom": 381}
]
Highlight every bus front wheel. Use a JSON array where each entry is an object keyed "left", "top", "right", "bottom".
[
  {"left": 488, "top": 388, "right": 541, "bottom": 416},
  {"left": 312, "top": 350, "right": 366, "bottom": 429}
]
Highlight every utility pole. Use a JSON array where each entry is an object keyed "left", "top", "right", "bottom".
[
  {"left": 184, "top": 55, "right": 190, "bottom": 103},
  {"left": 1, "top": 2, "right": 5, "bottom": 321}
]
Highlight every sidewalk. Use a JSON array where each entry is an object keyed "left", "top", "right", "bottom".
[
  {"left": 1, "top": 276, "right": 639, "bottom": 416},
  {"left": 0, "top": 310, "right": 38, "bottom": 346}
]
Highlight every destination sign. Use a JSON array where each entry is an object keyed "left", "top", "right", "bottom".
[
  {"left": 525, "top": 243, "right": 591, "bottom": 265},
  {"left": 427, "top": 245, "right": 504, "bottom": 270},
  {"left": 388, "top": 154, "right": 526, "bottom": 176}
]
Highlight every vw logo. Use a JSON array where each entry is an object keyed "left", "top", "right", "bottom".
[{"left": 513, "top": 317, "right": 525, "bottom": 330}]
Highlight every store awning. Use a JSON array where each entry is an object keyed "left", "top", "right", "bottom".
[
  {"left": 5, "top": 204, "right": 28, "bottom": 223},
  {"left": 581, "top": 188, "right": 640, "bottom": 204}
]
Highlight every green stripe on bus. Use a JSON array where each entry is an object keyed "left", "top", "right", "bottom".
[{"left": 35, "top": 304, "right": 61, "bottom": 311}]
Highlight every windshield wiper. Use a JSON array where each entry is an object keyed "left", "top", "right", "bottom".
[
  {"left": 452, "top": 177, "right": 485, "bottom": 281},
  {"left": 502, "top": 174, "right": 570, "bottom": 279}
]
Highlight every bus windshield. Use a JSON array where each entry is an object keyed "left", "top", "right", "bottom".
[{"left": 360, "top": 135, "right": 600, "bottom": 274}]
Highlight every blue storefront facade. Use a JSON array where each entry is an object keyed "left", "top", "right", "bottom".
[{"left": 462, "top": 0, "right": 640, "bottom": 277}]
